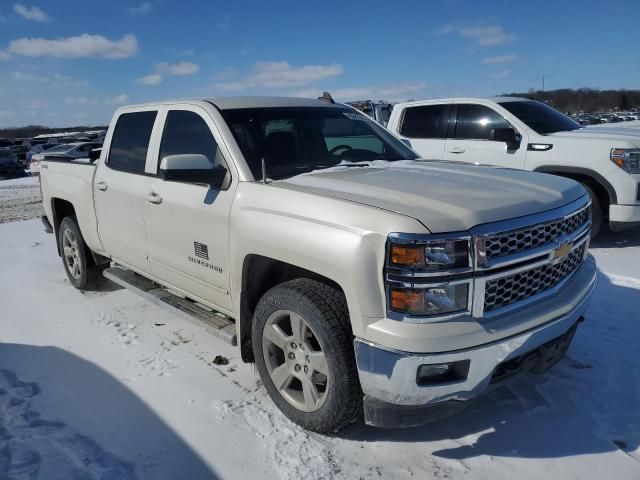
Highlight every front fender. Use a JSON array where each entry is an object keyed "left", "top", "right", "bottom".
[{"left": 229, "top": 183, "right": 427, "bottom": 337}]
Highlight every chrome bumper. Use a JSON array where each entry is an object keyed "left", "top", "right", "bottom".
[{"left": 355, "top": 255, "right": 596, "bottom": 412}]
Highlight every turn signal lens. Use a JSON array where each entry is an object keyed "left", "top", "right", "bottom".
[
  {"left": 390, "top": 245, "right": 425, "bottom": 267},
  {"left": 390, "top": 285, "right": 469, "bottom": 316},
  {"left": 390, "top": 289, "right": 425, "bottom": 312}
]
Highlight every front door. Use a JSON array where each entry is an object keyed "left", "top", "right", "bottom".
[
  {"left": 144, "top": 106, "right": 236, "bottom": 312},
  {"left": 443, "top": 103, "right": 527, "bottom": 169}
]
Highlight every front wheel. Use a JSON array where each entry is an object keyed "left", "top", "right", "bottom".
[
  {"left": 58, "top": 215, "right": 104, "bottom": 290},
  {"left": 252, "top": 279, "right": 362, "bottom": 433}
]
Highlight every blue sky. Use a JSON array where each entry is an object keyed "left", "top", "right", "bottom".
[{"left": 1, "top": 0, "right": 639, "bottom": 127}]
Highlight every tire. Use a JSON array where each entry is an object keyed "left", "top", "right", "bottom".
[
  {"left": 252, "top": 278, "right": 362, "bottom": 433},
  {"left": 580, "top": 183, "right": 603, "bottom": 238},
  {"left": 58, "top": 215, "right": 104, "bottom": 290}
]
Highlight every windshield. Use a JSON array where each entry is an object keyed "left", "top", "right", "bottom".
[
  {"left": 43, "top": 144, "right": 72, "bottom": 154},
  {"left": 499, "top": 100, "right": 583, "bottom": 134},
  {"left": 221, "top": 106, "right": 418, "bottom": 180}
]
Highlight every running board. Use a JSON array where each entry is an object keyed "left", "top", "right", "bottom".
[{"left": 103, "top": 266, "right": 237, "bottom": 346}]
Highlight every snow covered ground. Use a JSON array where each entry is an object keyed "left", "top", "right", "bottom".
[
  {"left": 0, "top": 176, "right": 43, "bottom": 224},
  {"left": 1, "top": 206, "right": 639, "bottom": 479}
]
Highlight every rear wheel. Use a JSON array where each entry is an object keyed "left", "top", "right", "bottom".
[
  {"left": 252, "top": 279, "right": 362, "bottom": 433},
  {"left": 580, "top": 183, "right": 603, "bottom": 238},
  {"left": 58, "top": 215, "right": 104, "bottom": 289}
]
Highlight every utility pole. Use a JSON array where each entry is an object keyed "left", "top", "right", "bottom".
[{"left": 542, "top": 74, "right": 545, "bottom": 92}]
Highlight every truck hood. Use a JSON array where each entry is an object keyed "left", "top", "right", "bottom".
[
  {"left": 548, "top": 127, "right": 640, "bottom": 146},
  {"left": 276, "top": 160, "right": 586, "bottom": 233}
]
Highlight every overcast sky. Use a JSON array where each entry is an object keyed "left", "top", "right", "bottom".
[{"left": 1, "top": 0, "right": 639, "bottom": 127}]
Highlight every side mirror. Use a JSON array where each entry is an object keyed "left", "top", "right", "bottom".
[
  {"left": 159, "top": 154, "right": 227, "bottom": 188},
  {"left": 89, "top": 148, "right": 102, "bottom": 163},
  {"left": 490, "top": 127, "right": 521, "bottom": 150}
]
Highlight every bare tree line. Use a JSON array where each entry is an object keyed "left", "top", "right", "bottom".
[{"left": 503, "top": 88, "right": 640, "bottom": 114}]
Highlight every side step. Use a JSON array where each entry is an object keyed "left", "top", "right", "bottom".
[{"left": 104, "top": 265, "right": 237, "bottom": 346}]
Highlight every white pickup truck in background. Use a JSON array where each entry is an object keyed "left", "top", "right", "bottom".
[{"left": 387, "top": 97, "right": 640, "bottom": 236}]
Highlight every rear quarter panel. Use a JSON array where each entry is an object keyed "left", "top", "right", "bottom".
[{"left": 41, "top": 160, "right": 104, "bottom": 254}]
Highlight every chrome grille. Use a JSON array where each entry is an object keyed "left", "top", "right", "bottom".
[
  {"left": 485, "top": 206, "right": 590, "bottom": 259},
  {"left": 484, "top": 243, "right": 586, "bottom": 312}
]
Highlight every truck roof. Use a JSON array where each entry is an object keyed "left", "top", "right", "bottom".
[
  {"left": 394, "top": 96, "right": 531, "bottom": 107},
  {"left": 119, "top": 96, "right": 342, "bottom": 111}
]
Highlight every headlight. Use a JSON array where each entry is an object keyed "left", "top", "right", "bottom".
[
  {"left": 389, "top": 284, "right": 469, "bottom": 316},
  {"left": 611, "top": 148, "right": 640, "bottom": 174},
  {"left": 389, "top": 238, "right": 470, "bottom": 271}
]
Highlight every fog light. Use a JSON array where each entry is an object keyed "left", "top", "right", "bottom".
[{"left": 416, "top": 360, "right": 470, "bottom": 386}]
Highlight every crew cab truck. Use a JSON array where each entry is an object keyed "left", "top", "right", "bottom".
[
  {"left": 387, "top": 97, "right": 640, "bottom": 236},
  {"left": 40, "top": 97, "right": 596, "bottom": 432}
]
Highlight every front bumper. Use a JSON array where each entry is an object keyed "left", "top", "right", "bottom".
[
  {"left": 354, "top": 255, "right": 596, "bottom": 428},
  {"left": 609, "top": 204, "right": 640, "bottom": 230}
]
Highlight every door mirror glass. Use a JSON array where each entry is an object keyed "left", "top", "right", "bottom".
[
  {"left": 88, "top": 148, "right": 102, "bottom": 163},
  {"left": 490, "top": 127, "right": 521, "bottom": 150},
  {"left": 159, "top": 154, "right": 227, "bottom": 188}
]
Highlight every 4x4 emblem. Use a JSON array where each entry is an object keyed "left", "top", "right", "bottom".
[{"left": 552, "top": 241, "right": 573, "bottom": 261}]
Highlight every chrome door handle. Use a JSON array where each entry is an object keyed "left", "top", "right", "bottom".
[
  {"left": 146, "top": 192, "right": 162, "bottom": 204},
  {"left": 96, "top": 181, "right": 108, "bottom": 191},
  {"left": 449, "top": 148, "right": 466, "bottom": 154}
]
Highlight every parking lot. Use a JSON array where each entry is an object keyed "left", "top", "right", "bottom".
[{"left": 1, "top": 175, "right": 639, "bottom": 479}]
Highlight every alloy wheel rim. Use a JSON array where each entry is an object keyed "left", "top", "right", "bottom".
[
  {"left": 62, "top": 229, "right": 82, "bottom": 279},
  {"left": 262, "top": 309, "right": 330, "bottom": 413}
]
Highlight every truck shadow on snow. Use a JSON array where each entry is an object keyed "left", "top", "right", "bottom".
[
  {"left": 0, "top": 344, "right": 219, "bottom": 480},
  {"left": 591, "top": 227, "right": 640, "bottom": 248},
  {"left": 345, "top": 270, "right": 640, "bottom": 461}
]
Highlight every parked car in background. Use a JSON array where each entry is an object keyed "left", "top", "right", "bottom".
[
  {"left": 387, "top": 97, "right": 640, "bottom": 236},
  {"left": 30, "top": 142, "right": 101, "bottom": 175},
  {"left": 0, "top": 148, "right": 25, "bottom": 178},
  {"left": 346, "top": 100, "right": 394, "bottom": 126},
  {"left": 10, "top": 145, "right": 30, "bottom": 166},
  {"left": 39, "top": 96, "right": 596, "bottom": 432}
]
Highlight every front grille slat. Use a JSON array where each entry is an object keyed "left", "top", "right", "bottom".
[
  {"left": 485, "top": 207, "right": 590, "bottom": 260},
  {"left": 484, "top": 243, "right": 586, "bottom": 312}
]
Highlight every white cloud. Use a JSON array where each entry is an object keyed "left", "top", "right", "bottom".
[
  {"left": 436, "top": 24, "right": 513, "bottom": 46},
  {"left": 482, "top": 54, "right": 518, "bottom": 64},
  {"left": 0, "top": 50, "right": 10, "bottom": 60},
  {"left": 14, "top": 4, "right": 49, "bottom": 22},
  {"left": 215, "top": 14, "right": 231, "bottom": 31},
  {"left": 136, "top": 73, "right": 162, "bottom": 85},
  {"left": 491, "top": 69, "right": 511, "bottom": 79},
  {"left": 293, "top": 82, "right": 427, "bottom": 102},
  {"left": 156, "top": 61, "right": 199, "bottom": 75},
  {"left": 106, "top": 94, "right": 129, "bottom": 105},
  {"left": 10, "top": 70, "right": 89, "bottom": 86},
  {"left": 128, "top": 2, "right": 152, "bottom": 16},
  {"left": 214, "top": 61, "right": 343, "bottom": 91},
  {"left": 8, "top": 33, "right": 138, "bottom": 59}
]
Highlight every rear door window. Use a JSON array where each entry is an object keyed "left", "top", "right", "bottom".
[
  {"left": 454, "top": 104, "right": 510, "bottom": 140},
  {"left": 399, "top": 105, "right": 449, "bottom": 139},
  {"left": 107, "top": 111, "right": 157, "bottom": 173}
]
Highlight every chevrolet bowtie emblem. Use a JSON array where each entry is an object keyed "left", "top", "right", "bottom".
[{"left": 553, "top": 241, "right": 573, "bottom": 261}]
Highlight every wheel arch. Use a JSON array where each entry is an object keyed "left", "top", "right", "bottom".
[
  {"left": 238, "top": 254, "right": 348, "bottom": 363},
  {"left": 51, "top": 198, "right": 109, "bottom": 265},
  {"left": 533, "top": 166, "right": 615, "bottom": 215}
]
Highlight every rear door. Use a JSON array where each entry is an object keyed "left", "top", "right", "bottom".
[
  {"left": 444, "top": 103, "right": 527, "bottom": 169},
  {"left": 144, "top": 105, "right": 236, "bottom": 311},
  {"left": 394, "top": 104, "right": 450, "bottom": 160},
  {"left": 94, "top": 109, "right": 159, "bottom": 272}
]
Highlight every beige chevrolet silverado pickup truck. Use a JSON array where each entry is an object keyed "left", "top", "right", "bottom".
[{"left": 40, "top": 97, "right": 596, "bottom": 432}]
